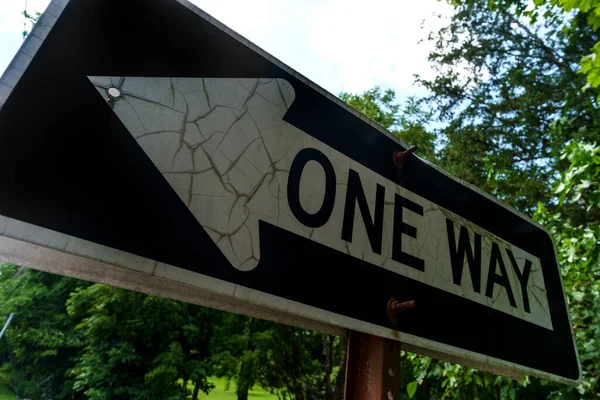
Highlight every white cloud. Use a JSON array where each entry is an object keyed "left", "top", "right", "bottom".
[
  {"left": 0, "top": 0, "right": 453, "bottom": 102},
  {"left": 191, "top": 0, "right": 327, "bottom": 89},
  {"left": 193, "top": 0, "right": 452, "bottom": 99},
  {"left": 307, "top": 0, "right": 453, "bottom": 97}
]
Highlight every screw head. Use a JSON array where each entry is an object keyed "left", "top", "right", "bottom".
[{"left": 107, "top": 87, "right": 121, "bottom": 98}]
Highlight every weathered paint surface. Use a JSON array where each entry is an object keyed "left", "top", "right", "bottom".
[{"left": 90, "top": 76, "right": 551, "bottom": 330}]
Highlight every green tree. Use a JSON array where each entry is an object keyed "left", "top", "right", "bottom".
[
  {"left": 418, "top": 0, "right": 600, "bottom": 213},
  {"left": 66, "top": 284, "right": 219, "bottom": 400},
  {"left": 535, "top": 141, "right": 600, "bottom": 397},
  {"left": 340, "top": 88, "right": 436, "bottom": 161},
  {"left": 341, "top": 3, "right": 600, "bottom": 394},
  {"left": 21, "top": 10, "right": 41, "bottom": 39},
  {"left": 212, "top": 314, "right": 341, "bottom": 400},
  {"left": 408, "top": 0, "right": 600, "bottom": 397},
  {"left": 0, "top": 265, "right": 224, "bottom": 400},
  {"left": 252, "top": 325, "right": 324, "bottom": 400},
  {"left": 503, "top": 0, "right": 600, "bottom": 93},
  {"left": 0, "top": 267, "right": 89, "bottom": 399},
  {"left": 212, "top": 314, "right": 267, "bottom": 400}
]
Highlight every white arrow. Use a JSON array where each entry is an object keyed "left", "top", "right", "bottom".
[
  {"left": 90, "top": 76, "right": 353, "bottom": 272},
  {"left": 89, "top": 76, "right": 551, "bottom": 330}
]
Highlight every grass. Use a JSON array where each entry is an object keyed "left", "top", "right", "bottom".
[
  {"left": 0, "top": 377, "right": 276, "bottom": 400},
  {"left": 0, "top": 385, "right": 17, "bottom": 400},
  {"left": 199, "top": 377, "right": 278, "bottom": 400}
]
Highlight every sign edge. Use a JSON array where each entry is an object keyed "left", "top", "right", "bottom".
[{"left": 0, "top": 0, "right": 69, "bottom": 108}]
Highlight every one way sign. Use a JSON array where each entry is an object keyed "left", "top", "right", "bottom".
[{"left": 0, "top": 0, "right": 580, "bottom": 385}]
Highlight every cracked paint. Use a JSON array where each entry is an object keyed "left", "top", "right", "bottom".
[{"left": 89, "top": 76, "right": 552, "bottom": 330}]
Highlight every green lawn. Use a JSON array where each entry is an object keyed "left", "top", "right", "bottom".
[
  {"left": 200, "top": 377, "right": 277, "bottom": 400},
  {"left": 0, "top": 385, "right": 17, "bottom": 400},
  {"left": 0, "top": 378, "right": 276, "bottom": 400}
]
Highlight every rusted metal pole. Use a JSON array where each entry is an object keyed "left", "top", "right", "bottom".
[{"left": 343, "top": 331, "right": 401, "bottom": 400}]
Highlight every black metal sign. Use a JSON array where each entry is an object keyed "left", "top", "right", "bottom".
[{"left": 0, "top": 0, "right": 580, "bottom": 384}]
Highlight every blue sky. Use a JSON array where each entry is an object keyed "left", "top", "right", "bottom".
[{"left": 0, "top": 0, "right": 452, "bottom": 102}]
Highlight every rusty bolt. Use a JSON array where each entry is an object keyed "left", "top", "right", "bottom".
[
  {"left": 389, "top": 299, "right": 416, "bottom": 312},
  {"left": 387, "top": 297, "right": 416, "bottom": 325},
  {"left": 393, "top": 145, "right": 417, "bottom": 168}
]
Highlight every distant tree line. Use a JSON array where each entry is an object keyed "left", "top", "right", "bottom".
[{"left": 0, "top": 264, "right": 351, "bottom": 400}]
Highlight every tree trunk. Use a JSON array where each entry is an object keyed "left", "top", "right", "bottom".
[
  {"left": 333, "top": 336, "right": 347, "bottom": 400},
  {"left": 323, "top": 335, "right": 333, "bottom": 400},
  {"left": 292, "top": 374, "right": 302, "bottom": 400},
  {"left": 237, "top": 318, "right": 253, "bottom": 400},
  {"left": 236, "top": 384, "right": 249, "bottom": 400},
  {"left": 192, "top": 381, "right": 200, "bottom": 400}
]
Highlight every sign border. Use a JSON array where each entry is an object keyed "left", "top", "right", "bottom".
[{"left": 0, "top": 0, "right": 581, "bottom": 385}]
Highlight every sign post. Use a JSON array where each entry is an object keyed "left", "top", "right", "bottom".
[
  {"left": 0, "top": 0, "right": 581, "bottom": 390},
  {"left": 344, "top": 332, "right": 401, "bottom": 400}
]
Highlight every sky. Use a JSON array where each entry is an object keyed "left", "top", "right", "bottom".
[{"left": 0, "top": 0, "right": 452, "bottom": 102}]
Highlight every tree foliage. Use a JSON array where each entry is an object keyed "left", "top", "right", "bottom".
[
  {"left": 419, "top": 0, "right": 600, "bottom": 213},
  {"left": 0, "top": 270, "right": 222, "bottom": 400},
  {"left": 339, "top": 89, "right": 436, "bottom": 161},
  {"left": 535, "top": 141, "right": 600, "bottom": 397},
  {"left": 66, "top": 284, "right": 218, "bottom": 400},
  {"left": 0, "top": 268, "right": 88, "bottom": 399},
  {"left": 212, "top": 313, "right": 344, "bottom": 400},
  {"left": 0, "top": 269, "right": 343, "bottom": 400},
  {"left": 410, "top": 0, "right": 600, "bottom": 398},
  {"left": 511, "top": 0, "right": 600, "bottom": 93}
]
